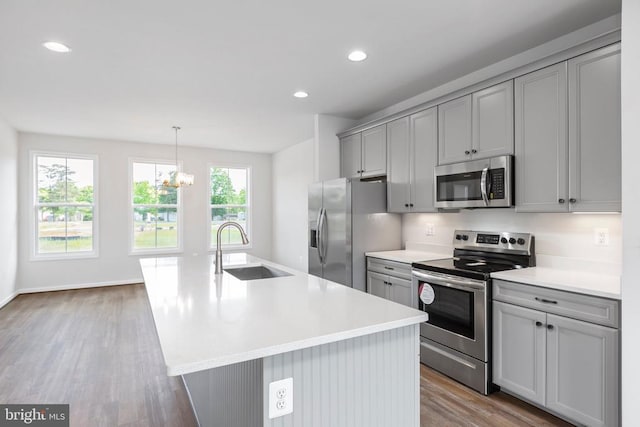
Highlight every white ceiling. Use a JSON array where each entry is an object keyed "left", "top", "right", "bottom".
[{"left": 0, "top": 0, "right": 621, "bottom": 153}]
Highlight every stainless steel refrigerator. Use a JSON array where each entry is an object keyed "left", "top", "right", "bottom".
[{"left": 308, "top": 178, "right": 401, "bottom": 292}]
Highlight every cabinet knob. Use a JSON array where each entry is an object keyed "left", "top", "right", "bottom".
[
  {"left": 535, "top": 321, "right": 543, "bottom": 327},
  {"left": 409, "top": 203, "right": 414, "bottom": 207},
  {"left": 471, "top": 149, "right": 477, "bottom": 154},
  {"left": 558, "top": 198, "right": 565, "bottom": 204},
  {"left": 547, "top": 324, "right": 554, "bottom": 331},
  {"left": 569, "top": 198, "right": 577, "bottom": 203},
  {"left": 404, "top": 203, "right": 409, "bottom": 208},
  {"left": 464, "top": 150, "right": 470, "bottom": 155}
]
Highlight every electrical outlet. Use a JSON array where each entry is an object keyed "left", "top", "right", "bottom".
[
  {"left": 425, "top": 223, "right": 435, "bottom": 236},
  {"left": 594, "top": 228, "right": 610, "bottom": 246},
  {"left": 268, "top": 377, "right": 293, "bottom": 419}
]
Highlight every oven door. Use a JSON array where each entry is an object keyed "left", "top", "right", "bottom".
[{"left": 412, "top": 269, "right": 488, "bottom": 361}]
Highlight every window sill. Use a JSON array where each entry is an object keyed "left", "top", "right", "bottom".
[
  {"left": 209, "top": 243, "right": 253, "bottom": 252},
  {"left": 30, "top": 252, "right": 99, "bottom": 262},
  {"left": 129, "top": 248, "right": 184, "bottom": 257}
]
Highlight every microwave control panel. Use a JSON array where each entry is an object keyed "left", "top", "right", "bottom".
[{"left": 490, "top": 168, "right": 505, "bottom": 200}]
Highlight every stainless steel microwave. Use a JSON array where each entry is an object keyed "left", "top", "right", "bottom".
[{"left": 434, "top": 155, "right": 513, "bottom": 209}]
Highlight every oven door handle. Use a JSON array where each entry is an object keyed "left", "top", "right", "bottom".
[
  {"left": 480, "top": 167, "right": 490, "bottom": 206},
  {"left": 412, "top": 270, "right": 486, "bottom": 291}
]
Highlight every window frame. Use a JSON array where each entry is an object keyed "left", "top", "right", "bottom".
[
  {"left": 128, "top": 157, "right": 184, "bottom": 256},
  {"left": 208, "top": 163, "right": 252, "bottom": 251},
  {"left": 30, "top": 150, "right": 99, "bottom": 261}
]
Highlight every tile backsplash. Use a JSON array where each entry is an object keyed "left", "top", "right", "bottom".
[{"left": 403, "top": 210, "right": 621, "bottom": 273}]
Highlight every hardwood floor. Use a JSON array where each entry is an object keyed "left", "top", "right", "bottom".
[{"left": 0, "top": 285, "right": 573, "bottom": 427}]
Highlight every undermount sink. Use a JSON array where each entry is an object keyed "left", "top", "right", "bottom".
[{"left": 224, "top": 265, "right": 292, "bottom": 281}]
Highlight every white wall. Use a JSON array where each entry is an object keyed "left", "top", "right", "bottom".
[
  {"left": 621, "top": 0, "right": 640, "bottom": 423},
  {"left": 0, "top": 118, "right": 18, "bottom": 306},
  {"left": 404, "top": 211, "right": 621, "bottom": 270},
  {"left": 17, "top": 132, "right": 272, "bottom": 291},
  {"left": 272, "top": 138, "right": 314, "bottom": 271},
  {"left": 314, "top": 114, "right": 355, "bottom": 181}
]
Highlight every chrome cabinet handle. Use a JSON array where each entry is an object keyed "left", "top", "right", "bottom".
[
  {"left": 535, "top": 297, "right": 558, "bottom": 304},
  {"left": 480, "top": 167, "right": 489, "bottom": 206},
  {"left": 535, "top": 321, "right": 543, "bottom": 327},
  {"left": 384, "top": 266, "right": 394, "bottom": 270},
  {"left": 471, "top": 149, "right": 477, "bottom": 154},
  {"left": 464, "top": 150, "right": 470, "bottom": 155},
  {"left": 569, "top": 198, "right": 577, "bottom": 203},
  {"left": 558, "top": 198, "right": 565, "bottom": 204},
  {"left": 547, "top": 324, "right": 554, "bottom": 330}
]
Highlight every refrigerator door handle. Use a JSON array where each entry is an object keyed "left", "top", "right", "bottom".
[
  {"left": 317, "top": 208, "right": 326, "bottom": 264},
  {"left": 316, "top": 208, "right": 324, "bottom": 264},
  {"left": 320, "top": 208, "right": 328, "bottom": 263}
]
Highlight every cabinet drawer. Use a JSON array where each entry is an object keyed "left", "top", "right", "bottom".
[
  {"left": 367, "top": 258, "right": 412, "bottom": 280},
  {"left": 493, "top": 279, "right": 619, "bottom": 328}
]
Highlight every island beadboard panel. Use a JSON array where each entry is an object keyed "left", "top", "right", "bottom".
[
  {"left": 262, "top": 324, "right": 420, "bottom": 427},
  {"left": 182, "top": 358, "right": 263, "bottom": 427}
]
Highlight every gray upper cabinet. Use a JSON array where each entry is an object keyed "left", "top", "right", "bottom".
[
  {"left": 516, "top": 43, "right": 621, "bottom": 213},
  {"left": 361, "top": 124, "right": 387, "bottom": 178},
  {"left": 515, "top": 63, "right": 569, "bottom": 212},
  {"left": 439, "top": 81, "right": 514, "bottom": 165},
  {"left": 340, "top": 133, "right": 362, "bottom": 179},
  {"left": 472, "top": 80, "right": 514, "bottom": 159},
  {"left": 438, "top": 94, "right": 472, "bottom": 164},
  {"left": 386, "top": 117, "right": 411, "bottom": 212},
  {"left": 387, "top": 108, "right": 438, "bottom": 213},
  {"left": 341, "top": 125, "right": 386, "bottom": 179},
  {"left": 568, "top": 43, "right": 621, "bottom": 212}
]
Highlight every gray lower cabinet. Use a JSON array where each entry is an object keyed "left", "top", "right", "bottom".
[
  {"left": 366, "top": 257, "right": 415, "bottom": 308},
  {"left": 493, "top": 280, "right": 619, "bottom": 427},
  {"left": 386, "top": 107, "right": 438, "bottom": 213},
  {"left": 516, "top": 43, "right": 621, "bottom": 212}
]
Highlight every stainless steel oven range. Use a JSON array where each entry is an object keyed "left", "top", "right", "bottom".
[{"left": 412, "top": 230, "right": 535, "bottom": 395}]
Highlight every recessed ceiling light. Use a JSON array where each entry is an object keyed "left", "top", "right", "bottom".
[
  {"left": 43, "top": 41, "right": 71, "bottom": 53},
  {"left": 293, "top": 91, "right": 309, "bottom": 98},
  {"left": 348, "top": 50, "right": 367, "bottom": 62}
]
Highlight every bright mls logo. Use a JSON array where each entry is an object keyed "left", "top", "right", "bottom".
[{"left": 0, "top": 405, "right": 69, "bottom": 426}]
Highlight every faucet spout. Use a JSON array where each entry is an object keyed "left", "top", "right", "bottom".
[{"left": 214, "top": 221, "right": 249, "bottom": 274}]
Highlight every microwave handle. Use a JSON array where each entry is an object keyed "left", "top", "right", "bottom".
[{"left": 480, "top": 167, "right": 489, "bottom": 206}]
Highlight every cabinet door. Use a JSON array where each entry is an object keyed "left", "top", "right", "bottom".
[
  {"left": 492, "top": 301, "right": 546, "bottom": 406},
  {"left": 515, "top": 63, "right": 569, "bottom": 212},
  {"left": 361, "top": 124, "right": 387, "bottom": 177},
  {"left": 340, "top": 133, "right": 362, "bottom": 179},
  {"left": 410, "top": 107, "right": 438, "bottom": 212},
  {"left": 568, "top": 43, "right": 621, "bottom": 212},
  {"left": 367, "top": 271, "right": 388, "bottom": 299},
  {"left": 546, "top": 314, "right": 619, "bottom": 427},
  {"left": 472, "top": 80, "right": 514, "bottom": 159},
  {"left": 438, "top": 95, "right": 472, "bottom": 164},
  {"left": 388, "top": 276, "right": 413, "bottom": 308},
  {"left": 386, "top": 117, "right": 411, "bottom": 213}
]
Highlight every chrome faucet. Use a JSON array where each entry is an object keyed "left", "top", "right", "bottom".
[{"left": 214, "top": 221, "right": 249, "bottom": 274}]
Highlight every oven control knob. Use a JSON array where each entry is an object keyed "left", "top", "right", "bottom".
[
  {"left": 455, "top": 234, "right": 462, "bottom": 240},
  {"left": 462, "top": 235, "right": 469, "bottom": 241},
  {"left": 500, "top": 237, "right": 508, "bottom": 244},
  {"left": 517, "top": 238, "right": 526, "bottom": 245},
  {"left": 509, "top": 237, "right": 516, "bottom": 244}
]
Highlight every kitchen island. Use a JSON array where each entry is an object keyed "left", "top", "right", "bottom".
[{"left": 140, "top": 253, "right": 427, "bottom": 427}]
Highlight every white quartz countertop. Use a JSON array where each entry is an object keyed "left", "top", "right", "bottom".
[
  {"left": 365, "top": 250, "right": 449, "bottom": 264},
  {"left": 140, "top": 253, "right": 427, "bottom": 376},
  {"left": 491, "top": 267, "right": 621, "bottom": 300}
]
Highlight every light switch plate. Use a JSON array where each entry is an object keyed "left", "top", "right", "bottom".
[{"left": 268, "top": 377, "right": 293, "bottom": 419}]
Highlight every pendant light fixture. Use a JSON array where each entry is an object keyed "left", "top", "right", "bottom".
[{"left": 163, "top": 126, "right": 194, "bottom": 188}]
